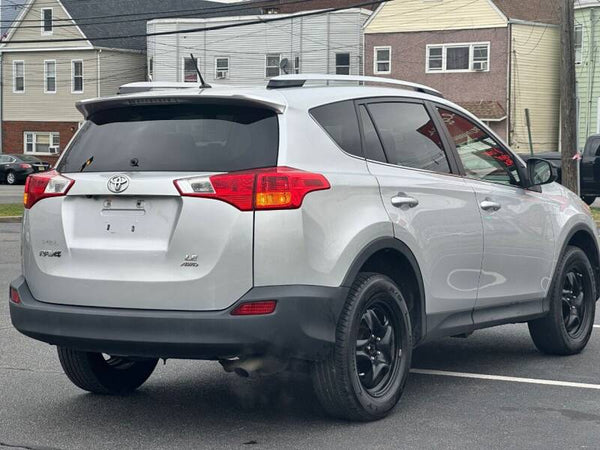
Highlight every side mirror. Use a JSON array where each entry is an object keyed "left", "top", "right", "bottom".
[{"left": 527, "top": 158, "right": 557, "bottom": 187}]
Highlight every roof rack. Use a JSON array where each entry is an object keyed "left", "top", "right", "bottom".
[{"left": 267, "top": 74, "right": 444, "bottom": 98}]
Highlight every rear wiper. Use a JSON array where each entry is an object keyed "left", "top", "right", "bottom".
[{"left": 80, "top": 156, "right": 94, "bottom": 172}]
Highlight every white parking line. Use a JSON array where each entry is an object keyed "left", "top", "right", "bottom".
[
  {"left": 594, "top": 325, "right": 600, "bottom": 329},
  {"left": 411, "top": 369, "right": 600, "bottom": 390}
]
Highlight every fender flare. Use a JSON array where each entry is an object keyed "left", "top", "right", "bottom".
[{"left": 342, "top": 237, "right": 427, "bottom": 342}]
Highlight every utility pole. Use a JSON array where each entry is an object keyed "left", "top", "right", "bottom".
[{"left": 560, "top": 0, "right": 579, "bottom": 194}]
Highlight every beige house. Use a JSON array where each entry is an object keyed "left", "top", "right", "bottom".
[
  {"left": 364, "top": 0, "right": 561, "bottom": 153},
  {"left": 0, "top": 0, "right": 146, "bottom": 162}
]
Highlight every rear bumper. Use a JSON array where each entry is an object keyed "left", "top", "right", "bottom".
[{"left": 9, "top": 276, "right": 347, "bottom": 361}]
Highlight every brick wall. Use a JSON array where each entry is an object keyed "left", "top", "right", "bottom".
[{"left": 2, "top": 121, "right": 79, "bottom": 163}]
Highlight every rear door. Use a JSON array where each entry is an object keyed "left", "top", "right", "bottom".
[
  {"left": 359, "top": 98, "right": 484, "bottom": 336},
  {"left": 24, "top": 101, "right": 279, "bottom": 311},
  {"left": 435, "top": 106, "right": 555, "bottom": 319}
]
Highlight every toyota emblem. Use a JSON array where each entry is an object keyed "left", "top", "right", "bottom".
[{"left": 107, "top": 175, "right": 130, "bottom": 194}]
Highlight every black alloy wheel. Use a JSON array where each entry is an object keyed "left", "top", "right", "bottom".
[
  {"left": 355, "top": 301, "right": 399, "bottom": 396},
  {"left": 561, "top": 268, "right": 589, "bottom": 338}
]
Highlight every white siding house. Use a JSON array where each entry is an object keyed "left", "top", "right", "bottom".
[{"left": 147, "top": 9, "right": 371, "bottom": 85}]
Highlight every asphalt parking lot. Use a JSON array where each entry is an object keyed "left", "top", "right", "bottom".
[{"left": 1, "top": 222, "right": 600, "bottom": 449}]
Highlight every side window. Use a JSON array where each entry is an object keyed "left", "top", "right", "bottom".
[
  {"left": 0, "top": 156, "right": 7, "bottom": 163},
  {"left": 359, "top": 106, "right": 386, "bottom": 163},
  {"left": 311, "top": 100, "right": 362, "bottom": 158},
  {"left": 438, "top": 108, "right": 520, "bottom": 186},
  {"left": 366, "top": 102, "right": 451, "bottom": 173}
]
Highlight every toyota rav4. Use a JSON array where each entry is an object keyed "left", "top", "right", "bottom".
[{"left": 9, "top": 75, "right": 600, "bottom": 421}]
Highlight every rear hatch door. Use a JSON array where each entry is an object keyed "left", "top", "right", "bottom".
[{"left": 24, "top": 101, "right": 279, "bottom": 311}]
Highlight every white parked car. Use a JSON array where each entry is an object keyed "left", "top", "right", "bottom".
[{"left": 10, "top": 75, "right": 599, "bottom": 421}]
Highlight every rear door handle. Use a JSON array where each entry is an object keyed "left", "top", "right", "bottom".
[
  {"left": 480, "top": 200, "right": 501, "bottom": 212},
  {"left": 391, "top": 193, "right": 419, "bottom": 208}
]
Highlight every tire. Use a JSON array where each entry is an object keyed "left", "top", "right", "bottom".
[
  {"left": 5, "top": 171, "right": 17, "bottom": 185},
  {"left": 57, "top": 347, "right": 158, "bottom": 395},
  {"left": 528, "top": 246, "right": 597, "bottom": 355},
  {"left": 311, "top": 272, "right": 413, "bottom": 421},
  {"left": 582, "top": 196, "right": 596, "bottom": 206}
]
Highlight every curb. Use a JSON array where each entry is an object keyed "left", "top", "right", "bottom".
[{"left": 0, "top": 216, "right": 22, "bottom": 223}]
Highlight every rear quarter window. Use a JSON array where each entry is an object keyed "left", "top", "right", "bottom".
[
  {"left": 310, "top": 100, "right": 362, "bottom": 158},
  {"left": 57, "top": 103, "right": 279, "bottom": 173}
]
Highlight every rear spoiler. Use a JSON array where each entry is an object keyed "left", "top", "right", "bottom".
[{"left": 76, "top": 93, "right": 287, "bottom": 119}]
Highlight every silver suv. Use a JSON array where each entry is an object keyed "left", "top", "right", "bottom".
[{"left": 9, "top": 75, "right": 599, "bottom": 421}]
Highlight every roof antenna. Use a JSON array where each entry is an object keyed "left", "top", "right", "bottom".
[{"left": 190, "top": 53, "right": 211, "bottom": 89}]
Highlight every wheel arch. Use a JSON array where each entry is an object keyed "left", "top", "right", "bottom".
[
  {"left": 548, "top": 224, "right": 600, "bottom": 310},
  {"left": 342, "top": 237, "right": 427, "bottom": 344}
]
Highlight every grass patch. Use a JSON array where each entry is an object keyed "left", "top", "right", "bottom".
[
  {"left": 0, "top": 203, "right": 23, "bottom": 217},
  {"left": 592, "top": 208, "right": 600, "bottom": 224}
]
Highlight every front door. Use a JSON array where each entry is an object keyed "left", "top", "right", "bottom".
[
  {"left": 435, "top": 107, "right": 555, "bottom": 322},
  {"left": 358, "top": 99, "right": 484, "bottom": 337}
]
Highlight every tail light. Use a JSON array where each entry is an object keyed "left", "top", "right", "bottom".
[
  {"left": 231, "top": 300, "right": 277, "bottom": 316},
  {"left": 20, "top": 163, "right": 32, "bottom": 169},
  {"left": 9, "top": 286, "right": 21, "bottom": 304},
  {"left": 174, "top": 167, "right": 330, "bottom": 211},
  {"left": 24, "top": 170, "right": 74, "bottom": 209}
]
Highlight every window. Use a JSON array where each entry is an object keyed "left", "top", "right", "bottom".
[
  {"left": 56, "top": 105, "right": 279, "bottom": 173},
  {"left": 148, "top": 57, "right": 153, "bottom": 81},
  {"left": 374, "top": 46, "right": 391, "bottom": 74},
  {"left": 367, "top": 102, "right": 450, "bottom": 173},
  {"left": 427, "top": 43, "right": 490, "bottom": 73},
  {"left": 311, "top": 100, "right": 362, "bottom": 157},
  {"left": 265, "top": 54, "right": 281, "bottom": 78},
  {"left": 446, "top": 46, "right": 469, "bottom": 70},
  {"left": 41, "top": 8, "right": 53, "bottom": 34},
  {"left": 438, "top": 108, "right": 520, "bottom": 186},
  {"left": 336, "top": 53, "right": 351, "bottom": 75},
  {"left": 13, "top": 61, "right": 24, "bottom": 93},
  {"left": 215, "top": 57, "right": 229, "bottom": 80},
  {"left": 24, "top": 132, "right": 60, "bottom": 154},
  {"left": 183, "top": 57, "right": 198, "bottom": 83},
  {"left": 575, "top": 24, "right": 583, "bottom": 64},
  {"left": 72, "top": 60, "right": 83, "bottom": 93},
  {"left": 44, "top": 60, "right": 56, "bottom": 93},
  {"left": 293, "top": 54, "right": 300, "bottom": 74}
]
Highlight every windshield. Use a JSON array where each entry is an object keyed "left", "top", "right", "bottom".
[{"left": 57, "top": 103, "right": 279, "bottom": 173}]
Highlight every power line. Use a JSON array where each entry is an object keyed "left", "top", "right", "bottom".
[
  {"left": 0, "top": 0, "right": 335, "bottom": 23},
  {"left": 2, "top": 0, "right": 388, "bottom": 44}
]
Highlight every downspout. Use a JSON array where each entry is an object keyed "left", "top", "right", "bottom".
[
  {"left": 0, "top": 1, "right": 3, "bottom": 153},
  {"left": 506, "top": 23, "right": 512, "bottom": 145},
  {"left": 326, "top": 12, "right": 331, "bottom": 75},
  {"left": 96, "top": 49, "right": 101, "bottom": 97},
  {"left": 0, "top": 52, "right": 3, "bottom": 153},
  {"left": 585, "top": 8, "right": 596, "bottom": 140}
]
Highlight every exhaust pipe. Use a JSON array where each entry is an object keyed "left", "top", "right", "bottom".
[{"left": 219, "top": 356, "right": 287, "bottom": 377}]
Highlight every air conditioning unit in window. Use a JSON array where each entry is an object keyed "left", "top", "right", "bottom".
[
  {"left": 216, "top": 71, "right": 228, "bottom": 80},
  {"left": 48, "top": 146, "right": 59, "bottom": 154},
  {"left": 473, "top": 61, "right": 488, "bottom": 71}
]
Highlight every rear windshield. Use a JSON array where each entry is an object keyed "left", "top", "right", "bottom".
[{"left": 57, "top": 103, "right": 279, "bottom": 173}]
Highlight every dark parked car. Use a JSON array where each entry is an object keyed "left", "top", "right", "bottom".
[
  {"left": 0, "top": 154, "right": 51, "bottom": 185},
  {"left": 520, "top": 134, "right": 600, "bottom": 205}
]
